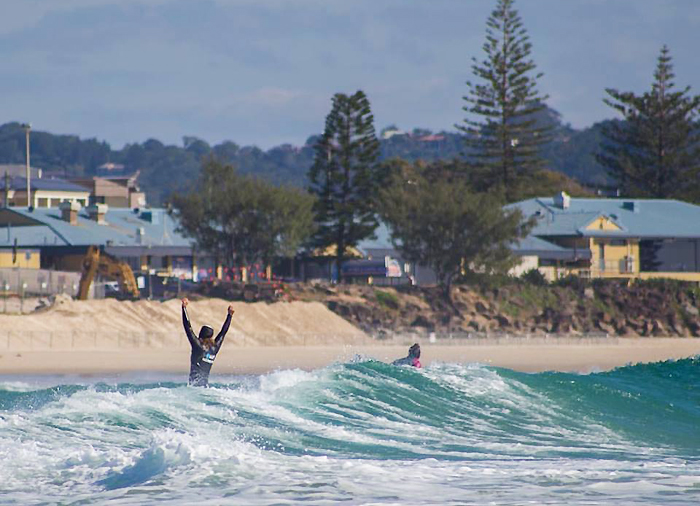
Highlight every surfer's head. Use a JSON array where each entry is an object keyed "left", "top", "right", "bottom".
[
  {"left": 409, "top": 343, "right": 421, "bottom": 359},
  {"left": 199, "top": 326, "right": 214, "bottom": 340},
  {"left": 199, "top": 325, "right": 215, "bottom": 349}
]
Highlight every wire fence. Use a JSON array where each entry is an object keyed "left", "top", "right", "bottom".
[
  {"left": 0, "top": 268, "right": 120, "bottom": 313},
  {"left": 0, "top": 329, "right": 626, "bottom": 351},
  {"left": 0, "top": 268, "right": 84, "bottom": 299}
]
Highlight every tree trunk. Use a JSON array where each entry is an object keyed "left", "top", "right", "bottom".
[{"left": 443, "top": 271, "right": 460, "bottom": 315}]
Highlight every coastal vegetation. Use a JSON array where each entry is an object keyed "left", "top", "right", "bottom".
[
  {"left": 378, "top": 161, "right": 532, "bottom": 298},
  {"left": 280, "top": 277, "right": 700, "bottom": 338},
  {"left": 307, "top": 91, "right": 382, "bottom": 281},
  {"left": 599, "top": 45, "right": 700, "bottom": 202},
  {"left": 457, "top": 0, "right": 551, "bottom": 202},
  {"left": 1, "top": 0, "right": 698, "bottom": 300},
  {"left": 170, "top": 158, "right": 314, "bottom": 270}
]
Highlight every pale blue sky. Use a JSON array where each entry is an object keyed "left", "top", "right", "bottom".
[{"left": 1, "top": 0, "right": 699, "bottom": 148}]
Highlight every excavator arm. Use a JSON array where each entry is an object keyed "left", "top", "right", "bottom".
[{"left": 78, "top": 246, "right": 140, "bottom": 300}]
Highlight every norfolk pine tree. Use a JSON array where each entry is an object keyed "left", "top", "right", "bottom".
[
  {"left": 459, "top": 0, "right": 550, "bottom": 202},
  {"left": 308, "top": 91, "right": 380, "bottom": 282},
  {"left": 598, "top": 45, "right": 700, "bottom": 201}
]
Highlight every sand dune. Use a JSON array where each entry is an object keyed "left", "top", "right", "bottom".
[{"left": 0, "top": 296, "right": 367, "bottom": 349}]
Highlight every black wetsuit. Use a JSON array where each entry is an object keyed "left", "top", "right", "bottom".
[
  {"left": 182, "top": 307, "right": 231, "bottom": 387},
  {"left": 391, "top": 353, "right": 421, "bottom": 368}
]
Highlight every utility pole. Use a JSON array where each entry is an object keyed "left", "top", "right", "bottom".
[
  {"left": 20, "top": 123, "right": 31, "bottom": 209},
  {"left": 3, "top": 171, "right": 8, "bottom": 207}
]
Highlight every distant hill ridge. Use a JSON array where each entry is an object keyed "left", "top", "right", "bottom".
[{"left": 0, "top": 106, "right": 612, "bottom": 205}]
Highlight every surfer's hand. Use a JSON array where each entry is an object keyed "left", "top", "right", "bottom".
[
  {"left": 182, "top": 298, "right": 189, "bottom": 308},
  {"left": 228, "top": 305, "right": 235, "bottom": 315}
]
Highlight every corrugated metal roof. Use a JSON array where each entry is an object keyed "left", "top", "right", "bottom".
[
  {"left": 515, "top": 235, "right": 566, "bottom": 252},
  {"left": 6, "top": 176, "right": 89, "bottom": 192},
  {"left": 512, "top": 235, "right": 591, "bottom": 261},
  {"left": 0, "top": 207, "right": 192, "bottom": 248},
  {"left": 508, "top": 197, "right": 700, "bottom": 239},
  {"left": 0, "top": 225, "right": 64, "bottom": 246}
]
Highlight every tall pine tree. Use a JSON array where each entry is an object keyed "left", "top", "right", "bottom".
[
  {"left": 598, "top": 45, "right": 700, "bottom": 200},
  {"left": 458, "top": 0, "right": 550, "bottom": 202},
  {"left": 308, "top": 91, "right": 380, "bottom": 282}
]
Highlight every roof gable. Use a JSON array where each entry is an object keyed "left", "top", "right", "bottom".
[
  {"left": 583, "top": 215, "right": 624, "bottom": 233},
  {"left": 508, "top": 197, "right": 700, "bottom": 239}
]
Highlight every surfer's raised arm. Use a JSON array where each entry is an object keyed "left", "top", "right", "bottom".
[
  {"left": 215, "top": 305, "right": 234, "bottom": 347},
  {"left": 181, "top": 297, "right": 197, "bottom": 346}
]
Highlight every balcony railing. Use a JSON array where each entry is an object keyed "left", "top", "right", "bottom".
[{"left": 592, "top": 257, "right": 636, "bottom": 275}]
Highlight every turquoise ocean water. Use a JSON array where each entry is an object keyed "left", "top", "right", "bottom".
[{"left": 1, "top": 357, "right": 699, "bottom": 504}]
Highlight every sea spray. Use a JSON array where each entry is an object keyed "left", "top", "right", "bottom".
[{"left": 0, "top": 358, "right": 699, "bottom": 504}]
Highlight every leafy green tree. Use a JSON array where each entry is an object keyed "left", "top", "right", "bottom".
[
  {"left": 307, "top": 90, "right": 380, "bottom": 281},
  {"left": 378, "top": 163, "right": 532, "bottom": 299},
  {"left": 598, "top": 45, "right": 700, "bottom": 200},
  {"left": 458, "top": 0, "right": 550, "bottom": 201},
  {"left": 171, "top": 158, "right": 314, "bottom": 270}
]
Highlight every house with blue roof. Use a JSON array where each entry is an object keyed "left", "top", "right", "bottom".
[
  {"left": 508, "top": 192, "right": 700, "bottom": 282},
  {"left": 2, "top": 175, "right": 90, "bottom": 209},
  {"left": 0, "top": 203, "right": 205, "bottom": 280}
]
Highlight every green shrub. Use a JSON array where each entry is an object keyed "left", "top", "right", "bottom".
[
  {"left": 635, "top": 277, "right": 695, "bottom": 292},
  {"left": 521, "top": 268, "right": 548, "bottom": 286},
  {"left": 518, "top": 284, "right": 557, "bottom": 309},
  {"left": 375, "top": 289, "right": 400, "bottom": 310},
  {"left": 554, "top": 274, "right": 589, "bottom": 291},
  {"left": 460, "top": 272, "right": 515, "bottom": 290}
]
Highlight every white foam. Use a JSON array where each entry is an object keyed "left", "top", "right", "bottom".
[{"left": 1, "top": 367, "right": 698, "bottom": 504}]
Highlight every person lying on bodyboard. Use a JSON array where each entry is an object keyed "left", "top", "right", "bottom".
[
  {"left": 392, "top": 343, "right": 422, "bottom": 368},
  {"left": 181, "top": 297, "right": 234, "bottom": 387}
]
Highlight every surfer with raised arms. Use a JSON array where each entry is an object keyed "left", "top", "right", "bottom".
[
  {"left": 392, "top": 343, "right": 422, "bottom": 368},
  {"left": 181, "top": 297, "right": 234, "bottom": 387}
]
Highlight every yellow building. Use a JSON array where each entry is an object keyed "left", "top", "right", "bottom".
[
  {"left": 510, "top": 192, "right": 700, "bottom": 283},
  {"left": 0, "top": 248, "right": 40, "bottom": 268}
]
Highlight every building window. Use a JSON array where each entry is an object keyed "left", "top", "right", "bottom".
[
  {"left": 50, "top": 198, "right": 61, "bottom": 207},
  {"left": 37, "top": 198, "right": 48, "bottom": 208}
]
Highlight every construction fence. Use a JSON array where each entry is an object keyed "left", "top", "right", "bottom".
[
  {"left": 0, "top": 268, "right": 86, "bottom": 299},
  {"left": 0, "top": 268, "right": 115, "bottom": 312}
]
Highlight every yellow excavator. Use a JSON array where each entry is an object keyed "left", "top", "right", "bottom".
[{"left": 77, "top": 246, "right": 140, "bottom": 300}]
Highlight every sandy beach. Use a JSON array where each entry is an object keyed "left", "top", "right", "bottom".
[
  {"left": 1, "top": 339, "right": 699, "bottom": 376},
  {"left": 0, "top": 298, "right": 698, "bottom": 376}
]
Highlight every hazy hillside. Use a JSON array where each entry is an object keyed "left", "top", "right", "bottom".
[{"left": 0, "top": 108, "right": 612, "bottom": 205}]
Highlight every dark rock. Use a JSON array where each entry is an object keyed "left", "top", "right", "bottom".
[
  {"left": 475, "top": 301, "right": 489, "bottom": 314},
  {"left": 494, "top": 314, "right": 510, "bottom": 327},
  {"left": 411, "top": 315, "right": 434, "bottom": 329}
]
